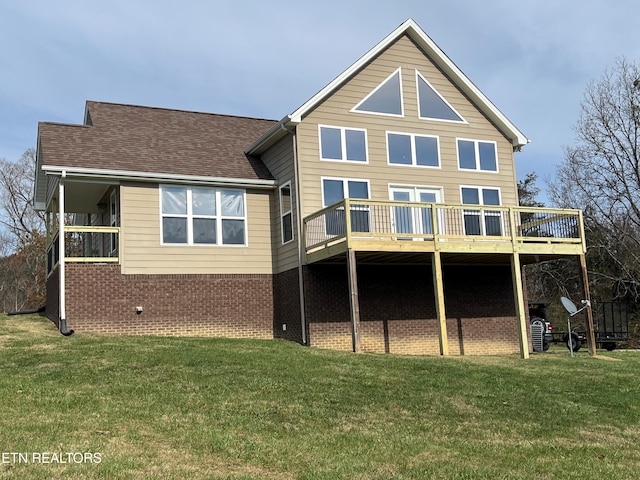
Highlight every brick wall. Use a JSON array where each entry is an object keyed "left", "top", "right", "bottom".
[
  {"left": 62, "top": 264, "right": 274, "bottom": 338},
  {"left": 273, "top": 268, "right": 304, "bottom": 344},
  {"left": 303, "top": 263, "right": 526, "bottom": 356}
]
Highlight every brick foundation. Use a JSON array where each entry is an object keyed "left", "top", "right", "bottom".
[
  {"left": 46, "top": 261, "right": 528, "bottom": 356},
  {"left": 303, "top": 263, "right": 525, "bottom": 356},
  {"left": 57, "top": 264, "right": 274, "bottom": 338},
  {"left": 273, "top": 268, "right": 304, "bottom": 344}
]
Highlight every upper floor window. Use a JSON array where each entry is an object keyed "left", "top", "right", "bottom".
[
  {"left": 457, "top": 139, "right": 498, "bottom": 172},
  {"left": 161, "top": 185, "right": 246, "bottom": 246},
  {"left": 319, "top": 126, "right": 367, "bottom": 162},
  {"left": 352, "top": 68, "right": 403, "bottom": 117},
  {"left": 416, "top": 71, "right": 465, "bottom": 122},
  {"left": 387, "top": 132, "right": 440, "bottom": 168},
  {"left": 279, "top": 182, "right": 294, "bottom": 244}
]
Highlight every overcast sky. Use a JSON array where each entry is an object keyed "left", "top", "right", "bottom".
[{"left": 1, "top": 0, "right": 639, "bottom": 201}]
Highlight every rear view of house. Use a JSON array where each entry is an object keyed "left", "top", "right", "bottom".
[{"left": 35, "top": 19, "right": 588, "bottom": 357}]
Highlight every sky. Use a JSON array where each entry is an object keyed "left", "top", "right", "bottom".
[{"left": 1, "top": 0, "right": 639, "bottom": 202}]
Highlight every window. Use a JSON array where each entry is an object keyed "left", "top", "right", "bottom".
[
  {"left": 387, "top": 132, "right": 440, "bottom": 167},
  {"left": 161, "top": 186, "right": 246, "bottom": 246},
  {"left": 416, "top": 70, "right": 465, "bottom": 122},
  {"left": 352, "top": 68, "right": 403, "bottom": 116},
  {"left": 322, "top": 178, "right": 370, "bottom": 234},
  {"left": 280, "top": 182, "right": 293, "bottom": 244},
  {"left": 457, "top": 139, "right": 498, "bottom": 172},
  {"left": 461, "top": 187, "right": 502, "bottom": 236},
  {"left": 319, "top": 126, "right": 367, "bottom": 162},
  {"left": 389, "top": 186, "right": 443, "bottom": 237}
]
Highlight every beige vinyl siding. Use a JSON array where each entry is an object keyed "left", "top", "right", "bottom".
[
  {"left": 260, "top": 135, "right": 300, "bottom": 273},
  {"left": 119, "top": 182, "right": 273, "bottom": 274},
  {"left": 296, "top": 34, "right": 518, "bottom": 218}
]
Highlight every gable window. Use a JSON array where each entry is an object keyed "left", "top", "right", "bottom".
[
  {"left": 416, "top": 70, "right": 465, "bottom": 122},
  {"left": 461, "top": 186, "right": 502, "bottom": 236},
  {"left": 387, "top": 132, "right": 440, "bottom": 167},
  {"left": 457, "top": 139, "right": 498, "bottom": 172},
  {"left": 322, "top": 178, "right": 370, "bottom": 234},
  {"left": 352, "top": 67, "right": 403, "bottom": 116},
  {"left": 280, "top": 182, "right": 294, "bottom": 244},
  {"left": 319, "top": 126, "right": 367, "bottom": 162},
  {"left": 161, "top": 185, "right": 246, "bottom": 246}
]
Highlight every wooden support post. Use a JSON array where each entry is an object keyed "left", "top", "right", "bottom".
[
  {"left": 579, "top": 254, "right": 597, "bottom": 356},
  {"left": 432, "top": 251, "right": 449, "bottom": 356},
  {"left": 511, "top": 253, "right": 530, "bottom": 359},
  {"left": 347, "top": 249, "right": 361, "bottom": 353}
]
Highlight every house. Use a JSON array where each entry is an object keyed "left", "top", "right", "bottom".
[{"left": 34, "top": 19, "right": 590, "bottom": 357}]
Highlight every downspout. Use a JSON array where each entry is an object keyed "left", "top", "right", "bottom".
[
  {"left": 58, "top": 171, "right": 74, "bottom": 336},
  {"left": 289, "top": 126, "right": 308, "bottom": 345}
]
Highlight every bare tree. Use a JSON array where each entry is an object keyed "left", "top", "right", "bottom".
[
  {"left": 549, "top": 58, "right": 640, "bottom": 302},
  {"left": 0, "top": 148, "right": 45, "bottom": 249},
  {"left": 0, "top": 149, "right": 46, "bottom": 311}
]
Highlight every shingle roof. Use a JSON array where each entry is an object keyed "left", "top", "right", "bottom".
[{"left": 38, "top": 101, "right": 277, "bottom": 181}]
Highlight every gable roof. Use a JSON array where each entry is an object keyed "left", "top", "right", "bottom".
[
  {"left": 35, "top": 101, "right": 277, "bottom": 207},
  {"left": 247, "top": 18, "right": 529, "bottom": 154}
]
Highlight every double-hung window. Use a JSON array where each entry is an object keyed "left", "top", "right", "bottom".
[
  {"left": 322, "top": 178, "right": 370, "bottom": 235},
  {"left": 161, "top": 186, "right": 246, "bottom": 246},
  {"left": 461, "top": 187, "right": 502, "bottom": 236},
  {"left": 279, "top": 182, "right": 294, "bottom": 244},
  {"left": 319, "top": 126, "right": 367, "bottom": 162},
  {"left": 387, "top": 132, "right": 440, "bottom": 167},
  {"left": 457, "top": 139, "right": 498, "bottom": 172}
]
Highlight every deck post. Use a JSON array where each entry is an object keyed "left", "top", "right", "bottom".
[
  {"left": 431, "top": 251, "right": 449, "bottom": 355},
  {"left": 579, "top": 254, "right": 597, "bottom": 356},
  {"left": 347, "top": 248, "right": 361, "bottom": 353},
  {"left": 511, "top": 252, "right": 529, "bottom": 359}
]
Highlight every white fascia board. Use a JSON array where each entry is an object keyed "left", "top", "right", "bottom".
[
  {"left": 287, "top": 18, "right": 529, "bottom": 148},
  {"left": 41, "top": 166, "right": 277, "bottom": 189}
]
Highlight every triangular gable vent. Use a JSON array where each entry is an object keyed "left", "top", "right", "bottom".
[
  {"left": 351, "top": 67, "right": 403, "bottom": 116},
  {"left": 416, "top": 70, "right": 466, "bottom": 123}
]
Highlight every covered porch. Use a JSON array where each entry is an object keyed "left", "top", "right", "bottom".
[{"left": 303, "top": 200, "right": 591, "bottom": 358}]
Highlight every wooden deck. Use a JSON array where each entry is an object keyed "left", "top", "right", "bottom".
[{"left": 304, "top": 199, "right": 585, "bottom": 265}]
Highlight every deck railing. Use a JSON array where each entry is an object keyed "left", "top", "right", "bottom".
[
  {"left": 304, "top": 199, "right": 584, "bottom": 255},
  {"left": 47, "top": 226, "right": 120, "bottom": 275}
]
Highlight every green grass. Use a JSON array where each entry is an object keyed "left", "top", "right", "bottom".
[{"left": 1, "top": 314, "right": 639, "bottom": 479}]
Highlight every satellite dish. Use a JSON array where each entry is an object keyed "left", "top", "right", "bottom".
[{"left": 561, "top": 296, "right": 578, "bottom": 314}]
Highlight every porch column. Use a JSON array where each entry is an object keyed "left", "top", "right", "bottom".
[
  {"left": 431, "top": 251, "right": 449, "bottom": 355},
  {"left": 580, "top": 254, "right": 597, "bottom": 356},
  {"left": 347, "top": 249, "right": 361, "bottom": 353},
  {"left": 511, "top": 253, "right": 529, "bottom": 359}
]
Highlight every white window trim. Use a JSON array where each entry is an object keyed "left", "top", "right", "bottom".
[
  {"left": 388, "top": 184, "right": 444, "bottom": 202},
  {"left": 350, "top": 67, "right": 404, "bottom": 118},
  {"left": 416, "top": 70, "right": 467, "bottom": 124},
  {"left": 159, "top": 185, "right": 248, "bottom": 247},
  {"left": 456, "top": 138, "right": 499, "bottom": 173},
  {"left": 318, "top": 125, "right": 369, "bottom": 164},
  {"left": 386, "top": 131, "right": 441, "bottom": 168},
  {"left": 279, "top": 181, "right": 294, "bottom": 245},
  {"left": 460, "top": 185, "right": 503, "bottom": 236},
  {"left": 321, "top": 177, "right": 371, "bottom": 207}
]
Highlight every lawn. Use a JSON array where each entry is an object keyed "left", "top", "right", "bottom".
[{"left": 1, "top": 314, "right": 639, "bottom": 479}]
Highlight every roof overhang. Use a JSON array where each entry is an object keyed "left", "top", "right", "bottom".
[{"left": 41, "top": 165, "right": 277, "bottom": 189}]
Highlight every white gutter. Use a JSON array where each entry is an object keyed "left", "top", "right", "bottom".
[{"left": 42, "top": 165, "right": 277, "bottom": 189}]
